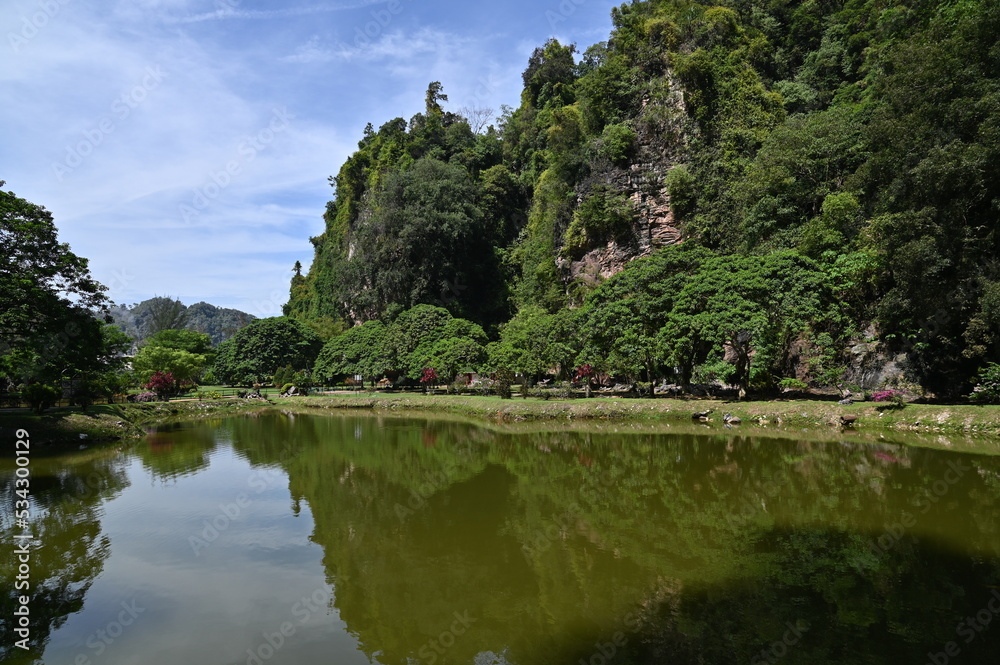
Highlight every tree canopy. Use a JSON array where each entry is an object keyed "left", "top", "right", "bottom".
[{"left": 213, "top": 317, "right": 322, "bottom": 386}]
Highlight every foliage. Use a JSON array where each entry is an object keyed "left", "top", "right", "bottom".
[
  {"left": 778, "top": 378, "right": 809, "bottom": 392},
  {"left": 131, "top": 346, "right": 206, "bottom": 385},
  {"left": 109, "top": 298, "right": 255, "bottom": 346},
  {"left": 871, "top": 389, "right": 906, "bottom": 407},
  {"left": 595, "top": 123, "right": 636, "bottom": 164},
  {"left": 20, "top": 382, "right": 61, "bottom": 414},
  {"left": 561, "top": 185, "right": 635, "bottom": 258},
  {"left": 284, "top": 0, "right": 1000, "bottom": 397},
  {"left": 312, "top": 306, "right": 487, "bottom": 384},
  {"left": 145, "top": 371, "right": 177, "bottom": 400},
  {"left": 969, "top": 363, "right": 1000, "bottom": 404},
  {"left": 313, "top": 321, "right": 390, "bottom": 383},
  {"left": 485, "top": 306, "right": 579, "bottom": 382},
  {"left": 144, "top": 329, "right": 214, "bottom": 357},
  {"left": 0, "top": 184, "right": 127, "bottom": 388},
  {"left": 492, "top": 368, "right": 514, "bottom": 399},
  {"left": 342, "top": 157, "right": 501, "bottom": 323},
  {"left": 212, "top": 317, "right": 323, "bottom": 386},
  {"left": 419, "top": 367, "right": 438, "bottom": 385}
]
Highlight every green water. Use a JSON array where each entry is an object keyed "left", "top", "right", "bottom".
[{"left": 3, "top": 411, "right": 1000, "bottom": 665}]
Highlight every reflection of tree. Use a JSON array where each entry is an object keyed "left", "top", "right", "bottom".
[
  {"left": 135, "top": 422, "right": 218, "bottom": 482},
  {"left": 0, "top": 452, "right": 128, "bottom": 661},
  {"left": 265, "top": 413, "right": 1000, "bottom": 665}
]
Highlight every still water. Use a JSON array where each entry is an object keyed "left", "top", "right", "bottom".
[{"left": 3, "top": 411, "right": 1000, "bottom": 665}]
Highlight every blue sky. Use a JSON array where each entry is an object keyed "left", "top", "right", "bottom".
[{"left": 0, "top": 0, "right": 615, "bottom": 317}]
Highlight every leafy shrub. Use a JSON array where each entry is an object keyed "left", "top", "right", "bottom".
[
  {"left": 778, "top": 378, "right": 809, "bottom": 392},
  {"left": 273, "top": 365, "right": 295, "bottom": 388},
  {"left": 665, "top": 165, "right": 696, "bottom": 221},
  {"left": 493, "top": 369, "right": 514, "bottom": 399},
  {"left": 280, "top": 383, "right": 296, "bottom": 395},
  {"left": 21, "top": 383, "right": 61, "bottom": 414},
  {"left": 134, "top": 392, "right": 158, "bottom": 403},
  {"left": 562, "top": 185, "right": 635, "bottom": 258},
  {"left": 145, "top": 371, "right": 177, "bottom": 400},
  {"left": 970, "top": 363, "right": 1000, "bottom": 404},
  {"left": 597, "top": 123, "right": 636, "bottom": 163}
]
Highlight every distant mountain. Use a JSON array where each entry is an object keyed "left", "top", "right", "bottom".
[{"left": 109, "top": 297, "right": 255, "bottom": 346}]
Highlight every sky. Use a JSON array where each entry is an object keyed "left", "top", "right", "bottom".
[{"left": 0, "top": 0, "right": 616, "bottom": 318}]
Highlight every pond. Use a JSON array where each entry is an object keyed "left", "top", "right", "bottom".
[{"left": 3, "top": 411, "right": 1000, "bottom": 665}]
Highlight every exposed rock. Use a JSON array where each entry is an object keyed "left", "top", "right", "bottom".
[{"left": 560, "top": 75, "right": 691, "bottom": 284}]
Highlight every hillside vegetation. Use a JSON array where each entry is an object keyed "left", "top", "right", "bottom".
[{"left": 283, "top": 0, "right": 999, "bottom": 397}]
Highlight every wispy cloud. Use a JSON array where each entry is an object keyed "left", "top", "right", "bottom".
[
  {"left": 169, "top": 2, "right": 374, "bottom": 24},
  {"left": 282, "top": 28, "right": 476, "bottom": 65},
  {"left": 0, "top": 0, "right": 612, "bottom": 310}
]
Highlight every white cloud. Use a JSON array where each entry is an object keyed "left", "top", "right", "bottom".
[{"left": 0, "top": 0, "right": 613, "bottom": 311}]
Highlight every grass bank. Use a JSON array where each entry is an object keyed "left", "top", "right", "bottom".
[
  {"left": 277, "top": 392, "right": 1000, "bottom": 436},
  {"left": 4, "top": 391, "right": 1000, "bottom": 452},
  {"left": 0, "top": 399, "right": 272, "bottom": 451}
]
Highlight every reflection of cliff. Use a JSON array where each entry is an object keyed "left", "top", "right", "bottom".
[
  {"left": 0, "top": 451, "right": 128, "bottom": 661},
  {"left": 247, "top": 413, "right": 1000, "bottom": 665}
]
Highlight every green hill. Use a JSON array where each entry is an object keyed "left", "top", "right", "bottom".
[{"left": 286, "top": 0, "right": 1000, "bottom": 398}]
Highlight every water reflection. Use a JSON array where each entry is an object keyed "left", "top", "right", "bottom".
[
  {"left": 0, "top": 448, "right": 128, "bottom": 662},
  {"left": 2, "top": 412, "right": 999, "bottom": 665}
]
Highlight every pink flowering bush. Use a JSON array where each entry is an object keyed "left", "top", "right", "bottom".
[{"left": 871, "top": 389, "right": 905, "bottom": 407}]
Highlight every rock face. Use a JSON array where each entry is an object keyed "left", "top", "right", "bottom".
[
  {"left": 560, "top": 74, "right": 691, "bottom": 285},
  {"left": 561, "top": 182, "right": 683, "bottom": 285}
]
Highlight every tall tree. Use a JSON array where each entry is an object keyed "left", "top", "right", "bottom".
[{"left": 0, "top": 183, "right": 113, "bottom": 386}]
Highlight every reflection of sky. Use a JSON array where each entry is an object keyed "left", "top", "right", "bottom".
[{"left": 40, "top": 443, "right": 369, "bottom": 665}]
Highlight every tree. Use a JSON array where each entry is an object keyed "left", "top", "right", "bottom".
[
  {"left": 0, "top": 183, "right": 113, "bottom": 387},
  {"left": 145, "top": 370, "right": 178, "bottom": 400},
  {"left": 485, "top": 306, "right": 579, "bottom": 384},
  {"left": 342, "top": 158, "right": 501, "bottom": 324},
  {"left": 579, "top": 245, "right": 711, "bottom": 391},
  {"left": 144, "top": 328, "right": 213, "bottom": 355},
  {"left": 664, "top": 252, "right": 842, "bottom": 398},
  {"left": 146, "top": 297, "right": 188, "bottom": 334},
  {"left": 313, "top": 320, "right": 390, "bottom": 385},
  {"left": 131, "top": 346, "right": 206, "bottom": 384},
  {"left": 212, "top": 317, "right": 323, "bottom": 386},
  {"left": 522, "top": 39, "right": 578, "bottom": 109}
]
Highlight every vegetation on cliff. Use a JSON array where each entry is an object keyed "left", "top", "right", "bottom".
[{"left": 285, "top": 0, "right": 1000, "bottom": 398}]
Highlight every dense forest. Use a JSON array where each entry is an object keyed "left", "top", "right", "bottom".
[
  {"left": 108, "top": 297, "right": 255, "bottom": 347},
  {"left": 285, "top": 0, "right": 1000, "bottom": 398}
]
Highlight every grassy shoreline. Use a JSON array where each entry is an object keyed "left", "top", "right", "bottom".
[
  {"left": 280, "top": 392, "right": 1000, "bottom": 433},
  {"left": 4, "top": 391, "right": 1000, "bottom": 452}
]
